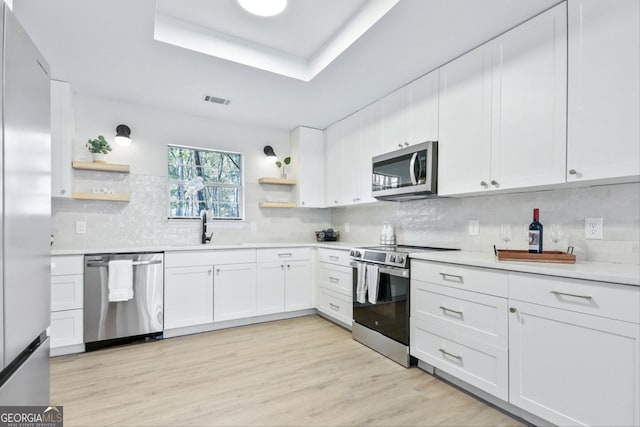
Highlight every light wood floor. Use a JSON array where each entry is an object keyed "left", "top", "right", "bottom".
[{"left": 50, "top": 315, "right": 524, "bottom": 426}]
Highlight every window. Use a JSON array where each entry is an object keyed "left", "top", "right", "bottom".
[{"left": 168, "top": 145, "right": 243, "bottom": 219}]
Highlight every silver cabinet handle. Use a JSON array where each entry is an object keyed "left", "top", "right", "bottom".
[
  {"left": 86, "top": 259, "right": 162, "bottom": 267},
  {"left": 281, "top": 264, "right": 284, "bottom": 270},
  {"left": 328, "top": 255, "right": 339, "bottom": 261},
  {"left": 550, "top": 290, "right": 592, "bottom": 300},
  {"left": 329, "top": 276, "right": 339, "bottom": 283},
  {"left": 509, "top": 307, "right": 517, "bottom": 313},
  {"left": 208, "top": 269, "right": 212, "bottom": 275},
  {"left": 287, "top": 264, "right": 290, "bottom": 270},
  {"left": 398, "top": 144, "right": 403, "bottom": 148},
  {"left": 439, "top": 348, "right": 462, "bottom": 360},
  {"left": 569, "top": 169, "right": 577, "bottom": 175},
  {"left": 404, "top": 142, "right": 410, "bottom": 147},
  {"left": 439, "top": 272, "right": 463, "bottom": 281},
  {"left": 216, "top": 268, "right": 220, "bottom": 274},
  {"left": 329, "top": 303, "right": 340, "bottom": 311},
  {"left": 439, "top": 306, "right": 463, "bottom": 315},
  {"left": 278, "top": 253, "right": 292, "bottom": 258},
  {"left": 60, "top": 189, "right": 66, "bottom": 194},
  {"left": 480, "top": 181, "right": 488, "bottom": 187},
  {"left": 491, "top": 180, "right": 498, "bottom": 186}
]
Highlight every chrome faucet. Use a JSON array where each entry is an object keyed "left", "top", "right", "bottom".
[{"left": 201, "top": 211, "right": 213, "bottom": 244}]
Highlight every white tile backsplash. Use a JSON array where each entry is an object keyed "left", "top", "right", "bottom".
[{"left": 331, "top": 182, "right": 640, "bottom": 264}]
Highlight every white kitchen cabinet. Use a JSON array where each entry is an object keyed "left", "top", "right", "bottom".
[
  {"left": 50, "top": 255, "right": 84, "bottom": 354},
  {"left": 164, "top": 265, "right": 214, "bottom": 329},
  {"left": 256, "top": 248, "right": 312, "bottom": 314},
  {"left": 490, "top": 3, "right": 567, "bottom": 190},
  {"left": 316, "top": 248, "right": 352, "bottom": 329},
  {"left": 509, "top": 300, "right": 640, "bottom": 426},
  {"left": 50, "top": 309, "right": 83, "bottom": 348},
  {"left": 50, "top": 80, "right": 74, "bottom": 198},
  {"left": 214, "top": 263, "right": 257, "bottom": 322},
  {"left": 381, "top": 87, "right": 409, "bottom": 152},
  {"left": 438, "top": 4, "right": 567, "bottom": 196},
  {"left": 406, "top": 71, "right": 439, "bottom": 145},
  {"left": 339, "top": 113, "right": 360, "bottom": 205},
  {"left": 410, "top": 260, "right": 509, "bottom": 400},
  {"left": 284, "top": 260, "right": 312, "bottom": 311},
  {"left": 508, "top": 273, "right": 640, "bottom": 426},
  {"left": 256, "top": 262, "right": 286, "bottom": 315},
  {"left": 290, "top": 126, "right": 324, "bottom": 207},
  {"left": 358, "top": 102, "right": 383, "bottom": 203},
  {"left": 324, "top": 121, "right": 342, "bottom": 206},
  {"left": 566, "top": 0, "right": 640, "bottom": 183}
]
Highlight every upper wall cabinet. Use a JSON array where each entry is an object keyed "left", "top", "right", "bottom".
[
  {"left": 438, "top": 3, "right": 567, "bottom": 196},
  {"left": 378, "top": 70, "right": 439, "bottom": 155},
  {"left": 51, "top": 80, "right": 75, "bottom": 198},
  {"left": 289, "top": 126, "right": 324, "bottom": 208},
  {"left": 566, "top": 0, "right": 640, "bottom": 183}
]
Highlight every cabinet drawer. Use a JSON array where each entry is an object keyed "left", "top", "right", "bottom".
[
  {"left": 411, "top": 317, "right": 508, "bottom": 401},
  {"left": 165, "top": 249, "right": 256, "bottom": 267},
  {"left": 318, "top": 264, "right": 352, "bottom": 296},
  {"left": 50, "top": 309, "right": 83, "bottom": 348},
  {"left": 51, "top": 274, "right": 83, "bottom": 311},
  {"left": 51, "top": 255, "right": 83, "bottom": 275},
  {"left": 317, "top": 287, "right": 352, "bottom": 326},
  {"left": 412, "top": 260, "right": 508, "bottom": 297},
  {"left": 317, "top": 248, "right": 351, "bottom": 267},
  {"left": 509, "top": 272, "right": 640, "bottom": 323},
  {"left": 412, "top": 280, "right": 508, "bottom": 348},
  {"left": 257, "top": 247, "right": 311, "bottom": 263}
]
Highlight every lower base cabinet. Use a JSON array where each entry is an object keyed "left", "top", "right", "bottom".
[
  {"left": 164, "top": 265, "right": 214, "bottom": 329},
  {"left": 214, "top": 263, "right": 257, "bottom": 322},
  {"left": 509, "top": 300, "right": 640, "bottom": 427},
  {"left": 317, "top": 287, "right": 352, "bottom": 327},
  {"left": 50, "top": 309, "right": 83, "bottom": 348}
]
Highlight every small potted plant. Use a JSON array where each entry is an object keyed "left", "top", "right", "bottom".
[
  {"left": 275, "top": 156, "right": 291, "bottom": 179},
  {"left": 86, "top": 135, "right": 112, "bottom": 163}
]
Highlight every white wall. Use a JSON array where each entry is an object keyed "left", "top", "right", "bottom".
[{"left": 51, "top": 95, "right": 331, "bottom": 249}]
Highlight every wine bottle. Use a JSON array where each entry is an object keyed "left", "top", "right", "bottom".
[{"left": 528, "top": 208, "right": 543, "bottom": 253}]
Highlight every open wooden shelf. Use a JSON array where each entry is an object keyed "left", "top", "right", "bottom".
[
  {"left": 258, "top": 202, "right": 296, "bottom": 208},
  {"left": 72, "top": 192, "right": 130, "bottom": 202},
  {"left": 258, "top": 177, "right": 297, "bottom": 185},
  {"left": 72, "top": 161, "right": 130, "bottom": 173}
]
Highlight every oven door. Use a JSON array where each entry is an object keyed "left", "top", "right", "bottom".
[{"left": 352, "top": 262, "right": 410, "bottom": 345}]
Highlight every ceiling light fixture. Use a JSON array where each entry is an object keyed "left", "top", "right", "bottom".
[
  {"left": 238, "top": 0, "right": 287, "bottom": 17},
  {"left": 263, "top": 145, "right": 277, "bottom": 162},
  {"left": 114, "top": 124, "right": 132, "bottom": 146}
]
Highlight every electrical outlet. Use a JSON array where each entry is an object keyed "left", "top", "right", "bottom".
[
  {"left": 75, "top": 220, "right": 86, "bottom": 234},
  {"left": 250, "top": 222, "right": 257, "bottom": 232},
  {"left": 344, "top": 223, "right": 350, "bottom": 233},
  {"left": 584, "top": 218, "right": 603, "bottom": 240},
  {"left": 468, "top": 220, "right": 480, "bottom": 236}
]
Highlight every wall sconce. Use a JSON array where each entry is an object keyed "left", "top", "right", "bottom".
[
  {"left": 263, "top": 145, "right": 277, "bottom": 163},
  {"left": 114, "top": 124, "right": 132, "bottom": 146}
]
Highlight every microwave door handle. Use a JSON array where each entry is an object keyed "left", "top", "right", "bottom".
[{"left": 409, "top": 152, "right": 418, "bottom": 185}]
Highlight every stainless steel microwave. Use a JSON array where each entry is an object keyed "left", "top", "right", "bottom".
[{"left": 371, "top": 141, "right": 438, "bottom": 201}]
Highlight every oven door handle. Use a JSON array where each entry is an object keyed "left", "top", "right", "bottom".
[{"left": 350, "top": 261, "right": 409, "bottom": 278}]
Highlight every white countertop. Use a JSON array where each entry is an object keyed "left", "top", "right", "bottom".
[
  {"left": 51, "top": 241, "right": 356, "bottom": 256},
  {"left": 410, "top": 250, "right": 640, "bottom": 286}
]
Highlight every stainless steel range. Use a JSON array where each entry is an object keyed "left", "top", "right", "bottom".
[{"left": 350, "top": 245, "right": 458, "bottom": 367}]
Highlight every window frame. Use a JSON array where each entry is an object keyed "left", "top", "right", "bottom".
[{"left": 167, "top": 144, "right": 245, "bottom": 221}]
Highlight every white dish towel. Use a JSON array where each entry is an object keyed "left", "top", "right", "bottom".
[
  {"left": 108, "top": 259, "right": 134, "bottom": 302},
  {"left": 366, "top": 264, "right": 380, "bottom": 304},
  {"left": 356, "top": 263, "right": 367, "bottom": 304}
]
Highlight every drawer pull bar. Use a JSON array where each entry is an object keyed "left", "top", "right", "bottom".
[
  {"left": 439, "top": 306, "right": 463, "bottom": 315},
  {"left": 278, "top": 253, "right": 293, "bottom": 257},
  {"left": 329, "top": 276, "right": 340, "bottom": 283},
  {"left": 329, "top": 303, "right": 340, "bottom": 311},
  {"left": 439, "top": 272, "right": 463, "bottom": 281},
  {"left": 86, "top": 260, "right": 162, "bottom": 267},
  {"left": 550, "top": 290, "right": 592, "bottom": 300},
  {"left": 328, "top": 256, "right": 339, "bottom": 261},
  {"left": 439, "top": 348, "right": 462, "bottom": 360}
]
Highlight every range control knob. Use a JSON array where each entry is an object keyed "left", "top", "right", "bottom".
[
  {"left": 350, "top": 250, "right": 361, "bottom": 258},
  {"left": 389, "top": 255, "right": 396, "bottom": 263},
  {"left": 396, "top": 256, "right": 405, "bottom": 264}
]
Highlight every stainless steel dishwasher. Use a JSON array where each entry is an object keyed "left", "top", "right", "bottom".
[{"left": 84, "top": 252, "right": 164, "bottom": 350}]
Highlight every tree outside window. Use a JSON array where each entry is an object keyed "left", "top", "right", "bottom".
[{"left": 168, "top": 145, "right": 243, "bottom": 219}]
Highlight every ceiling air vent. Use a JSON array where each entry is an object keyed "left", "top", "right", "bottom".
[{"left": 203, "top": 95, "right": 231, "bottom": 105}]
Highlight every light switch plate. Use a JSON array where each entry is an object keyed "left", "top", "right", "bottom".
[
  {"left": 250, "top": 222, "right": 257, "bottom": 232},
  {"left": 584, "top": 218, "right": 603, "bottom": 239},
  {"left": 468, "top": 220, "right": 480, "bottom": 236},
  {"left": 344, "top": 223, "right": 350, "bottom": 233},
  {"left": 75, "top": 220, "right": 86, "bottom": 234}
]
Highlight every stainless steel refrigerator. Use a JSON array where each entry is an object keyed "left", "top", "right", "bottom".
[{"left": 0, "top": 4, "right": 51, "bottom": 404}]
